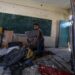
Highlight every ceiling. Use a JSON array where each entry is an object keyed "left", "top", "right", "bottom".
[{"left": 0, "top": 0, "right": 70, "bottom": 9}]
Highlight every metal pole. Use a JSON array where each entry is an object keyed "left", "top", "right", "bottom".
[{"left": 70, "top": 0, "right": 75, "bottom": 72}]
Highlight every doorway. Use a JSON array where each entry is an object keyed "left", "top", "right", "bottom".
[{"left": 58, "top": 21, "right": 69, "bottom": 48}]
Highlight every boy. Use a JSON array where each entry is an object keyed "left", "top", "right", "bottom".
[{"left": 33, "top": 23, "right": 44, "bottom": 56}]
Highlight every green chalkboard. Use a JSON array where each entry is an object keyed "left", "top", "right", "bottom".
[{"left": 0, "top": 12, "right": 52, "bottom": 36}]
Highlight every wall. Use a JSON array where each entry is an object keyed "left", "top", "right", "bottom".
[{"left": 0, "top": 1, "right": 69, "bottom": 47}]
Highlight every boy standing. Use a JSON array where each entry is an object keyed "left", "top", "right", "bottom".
[{"left": 33, "top": 23, "right": 44, "bottom": 56}]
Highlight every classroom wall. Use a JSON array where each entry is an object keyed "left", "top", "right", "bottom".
[{"left": 0, "top": 1, "right": 69, "bottom": 47}]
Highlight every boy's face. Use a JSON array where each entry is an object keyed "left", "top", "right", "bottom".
[{"left": 34, "top": 25, "right": 39, "bottom": 30}]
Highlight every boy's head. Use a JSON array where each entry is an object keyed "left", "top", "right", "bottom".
[{"left": 33, "top": 23, "right": 40, "bottom": 30}]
